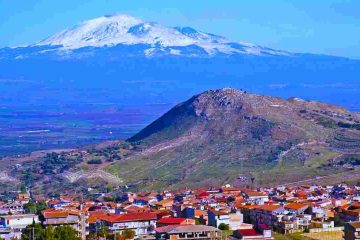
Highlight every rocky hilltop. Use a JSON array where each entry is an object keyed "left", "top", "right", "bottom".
[
  {"left": 2, "top": 88, "right": 360, "bottom": 193},
  {"left": 120, "top": 88, "right": 360, "bottom": 189}
]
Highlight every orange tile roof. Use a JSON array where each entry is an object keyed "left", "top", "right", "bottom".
[
  {"left": 88, "top": 212, "right": 109, "bottom": 224},
  {"left": 285, "top": 203, "right": 309, "bottom": 211},
  {"left": 243, "top": 190, "right": 267, "bottom": 197},
  {"left": 256, "top": 204, "right": 283, "bottom": 212},
  {"left": 42, "top": 208, "right": 80, "bottom": 219},
  {"left": 99, "top": 212, "right": 157, "bottom": 223},
  {"left": 194, "top": 210, "right": 206, "bottom": 218},
  {"left": 157, "top": 198, "right": 174, "bottom": 205},
  {"left": 43, "top": 209, "right": 69, "bottom": 218},
  {"left": 350, "top": 222, "right": 360, "bottom": 229},
  {"left": 222, "top": 187, "right": 240, "bottom": 192},
  {"left": 124, "top": 205, "right": 150, "bottom": 213},
  {"left": 208, "top": 208, "right": 228, "bottom": 216},
  {"left": 239, "top": 204, "right": 258, "bottom": 210}
]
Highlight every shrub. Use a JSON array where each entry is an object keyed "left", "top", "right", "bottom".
[
  {"left": 218, "top": 223, "right": 230, "bottom": 231},
  {"left": 87, "top": 159, "right": 102, "bottom": 164}
]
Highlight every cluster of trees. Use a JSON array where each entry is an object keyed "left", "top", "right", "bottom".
[
  {"left": 86, "top": 149, "right": 123, "bottom": 163},
  {"left": 87, "top": 226, "right": 135, "bottom": 240},
  {"left": 317, "top": 118, "right": 360, "bottom": 130},
  {"left": 40, "top": 152, "right": 82, "bottom": 175},
  {"left": 316, "top": 116, "right": 338, "bottom": 129},
  {"left": 342, "top": 156, "right": 360, "bottom": 166},
  {"left": 338, "top": 121, "right": 360, "bottom": 130},
  {"left": 22, "top": 224, "right": 80, "bottom": 240},
  {"left": 23, "top": 201, "right": 48, "bottom": 215},
  {"left": 20, "top": 224, "right": 136, "bottom": 240}
]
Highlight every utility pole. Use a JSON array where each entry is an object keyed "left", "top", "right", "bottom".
[{"left": 31, "top": 217, "right": 36, "bottom": 240}]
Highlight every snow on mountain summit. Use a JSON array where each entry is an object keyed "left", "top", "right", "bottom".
[{"left": 36, "top": 14, "right": 291, "bottom": 56}]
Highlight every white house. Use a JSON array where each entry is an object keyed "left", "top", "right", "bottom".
[{"left": 0, "top": 214, "right": 39, "bottom": 229}]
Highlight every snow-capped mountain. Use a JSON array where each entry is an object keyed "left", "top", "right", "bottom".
[
  {"left": 1, "top": 13, "right": 360, "bottom": 113},
  {"left": 35, "top": 14, "right": 290, "bottom": 56}
]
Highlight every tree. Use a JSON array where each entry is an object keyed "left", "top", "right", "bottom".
[
  {"left": 36, "top": 201, "right": 48, "bottom": 214},
  {"left": 21, "top": 223, "right": 44, "bottom": 240},
  {"left": 20, "top": 185, "right": 27, "bottom": 194},
  {"left": 23, "top": 201, "right": 47, "bottom": 215},
  {"left": 54, "top": 225, "right": 81, "bottom": 240},
  {"left": 195, "top": 218, "right": 202, "bottom": 225},
  {"left": 86, "top": 232, "right": 98, "bottom": 240},
  {"left": 218, "top": 223, "right": 230, "bottom": 231},
  {"left": 107, "top": 184, "right": 113, "bottom": 193},
  {"left": 42, "top": 226, "right": 56, "bottom": 240},
  {"left": 114, "top": 229, "right": 136, "bottom": 240},
  {"left": 23, "top": 202, "right": 37, "bottom": 214},
  {"left": 122, "top": 229, "right": 135, "bottom": 239},
  {"left": 96, "top": 225, "right": 110, "bottom": 238}
]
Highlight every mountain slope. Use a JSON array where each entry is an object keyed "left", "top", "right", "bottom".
[{"left": 105, "top": 88, "right": 360, "bottom": 189}]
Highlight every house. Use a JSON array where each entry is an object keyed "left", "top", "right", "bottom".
[
  {"left": 207, "top": 209, "right": 230, "bottom": 228},
  {"left": 0, "top": 214, "right": 39, "bottom": 229},
  {"left": 336, "top": 204, "right": 360, "bottom": 223},
  {"left": 344, "top": 222, "right": 360, "bottom": 240},
  {"left": 0, "top": 214, "right": 39, "bottom": 240},
  {"left": 242, "top": 191, "right": 269, "bottom": 205},
  {"left": 97, "top": 212, "right": 157, "bottom": 236},
  {"left": 179, "top": 206, "right": 195, "bottom": 219},
  {"left": 155, "top": 198, "right": 174, "bottom": 211},
  {"left": 123, "top": 204, "right": 150, "bottom": 213},
  {"left": 310, "top": 220, "right": 334, "bottom": 229},
  {"left": 157, "top": 217, "right": 195, "bottom": 227},
  {"left": 0, "top": 227, "right": 15, "bottom": 240},
  {"left": 47, "top": 199, "right": 71, "bottom": 208},
  {"left": 134, "top": 197, "right": 151, "bottom": 206},
  {"left": 221, "top": 186, "right": 241, "bottom": 195},
  {"left": 228, "top": 211, "right": 244, "bottom": 230},
  {"left": 284, "top": 203, "right": 309, "bottom": 214},
  {"left": 155, "top": 224, "right": 221, "bottom": 240},
  {"left": 0, "top": 202, "right": 24, "bottom": 214},
  {"left": 249, "top": 205, "right": 284, "bottom": 229},
  {"left": 232, "top": 226, "right": 274, "bottom": 240},
  {"left": 42, "top": 209, "right": 87, "bottom": 239},
  {"left": 16, "top": 193, "right": 30, "bottom": 205}
]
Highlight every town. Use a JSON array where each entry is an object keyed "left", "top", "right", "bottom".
[{"left": 1, "top": 183, "right": 360, "bottom": 240}]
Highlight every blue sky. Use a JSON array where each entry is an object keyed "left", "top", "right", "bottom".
[{"left": 1, "top": 0, "right": 359, "bottom": 58}]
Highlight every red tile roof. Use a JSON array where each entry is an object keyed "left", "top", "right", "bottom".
[
  {"left": 237, "top": 229, "right": 262, "bottom": 237},
  {"left": 198, "top": 192, "right": 210, "bottom": 198},
  {"left": 158, "top": 217, "right": 187, "bottom": 224}
]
